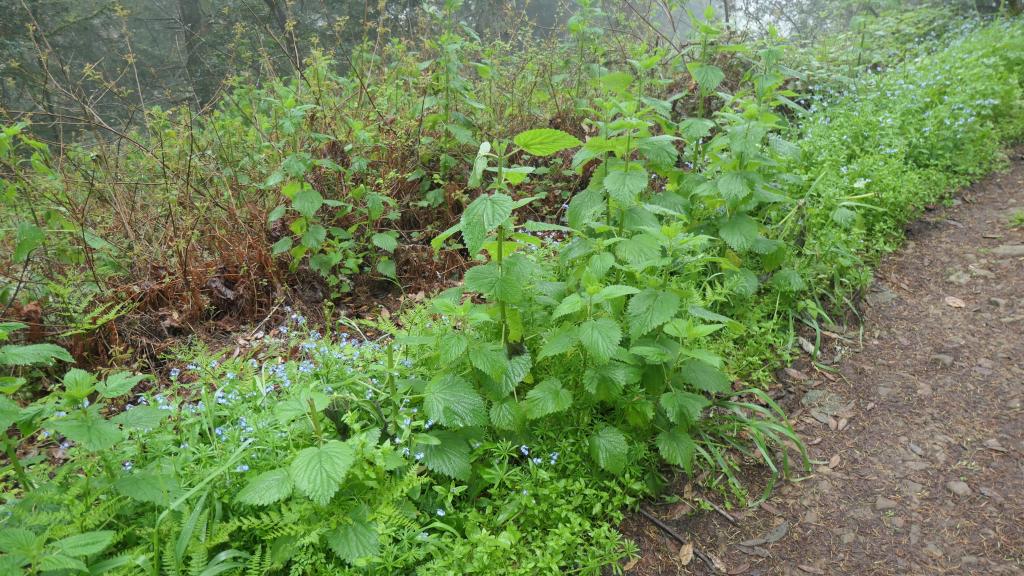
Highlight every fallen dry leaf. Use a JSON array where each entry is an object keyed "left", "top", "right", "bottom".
[
  {"left": 798, "top": 565, "right": 826, "bottom": 575},
  {"left": 678, "top": 543, "right": 694, "bottom": 566},
  {"left": 622, "top": 556, "right": 639, "bottom": 572},
  {"left": 944, "top": 296, "right": 966, "bottom": 308},
  {"left": 837, "top": 417, "right": 849, "bottom": 431},
  {"left": 728, "top": 562, "right": 751, "bottom": 575},
  {"left": 784, "top": 367, "right": 809, "bottom": 381},
  {"left": 828, "top": 454, "right": 841, "bottom": 469}
]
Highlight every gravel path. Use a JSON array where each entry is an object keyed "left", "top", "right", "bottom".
[{"left": 625, "top": 151, "right": 1024, "bottom": 576}]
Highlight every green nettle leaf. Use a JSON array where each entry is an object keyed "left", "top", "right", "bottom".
[
  {"left": 38, "top": 555, "right": 87, "bottom": 572},
  {"left": 292, "top": 188, "right": 324, "bottom": 218},
  {"left": 717, "top": 172, "right": 750, "bottom": 201},
  {"left": 464, "top": 263, "right": 521, "bottom": 301},
  {"left": 236, "top": 469, "right": 294, "bottom": 506},
  {"left": 524, "top": 378, "right": 573, "bottom": 419},
  {"left": 660, "top": 390, "right": 711, "bottom": 424},
  {"left": 627, "top": 289, "right": 680, "bottom": 339},
  {"left": 603, "top": 166, "right": 648, "bottom": 202},
  {"left": 114, "top": 473, "right": 181, "bottom": 506},
  {"left": 771, "top": 268, "right": 806, "bottom": 292},
  {"left": 371, "top": 232, "right": 399, "bottom": 252},
  {"left": 61, "top": 368, "right": 97, "bottom": 399},
  {"left": 489, "top": 398, "right": 526, "bottom": 431},
  {"left": 831, "top": 206, "right": 856, "bottom": 227},
  {"left": 567, "top": 188, "right": 606, "bottom": 230},
  {"left": 327, "top": 515, "right": 379, "bottom": 564},
  {"left": 469, "top": 141, "right": 491, "bottom": 188},
  {"left": 290, "top": 440, "right": 356, "bottom": 505},
  {"left": 578, "top": 318, "right": 622, "bottom": 364},
  {"left": 687, "top": 62, "right": 725, "bottom": 92},
  {"left": 271, "top": 236, "right": 294, "bottom": 256},
  {"left": 0, "top": 396, "right": 21, "bottom": 430},
  {"left": 267, "top": 204, "right": 287, "bottom": 223},
  {"left": 13, "top": 222, "right": 45, "bottom": 263},
  {"left": 51, "top": 408, "right": 123, "bottom": 452},
  {"left": 552, "top": 293, "right": 584, "bottom": 319},
  {"left": 614, "top": 233, "right": 661, "bottom": 266},
  {"left": 420, "top": 431, "right": 471, "bottom": 480},
  {"left": 0, "top": 343, "right": 73, "bottom": 366},
  {"left": 462, "top": 193, "right": 514, "bottom": 244},
  {"left": 439, "top": 332, "right": 469, "bottom": 364},
  {"left": 112, "top": 406, "right": 168, "bottom": 430},
  {"left": 679, "top": 359, "right": 732, "bottom": 394},
  {"left": 593, "top": 285, "right": 641, "bottom": 304},
  {"left": 656, "top": 428, "right": 697, "bottom": 474},
  {"left": 423, "top": 375, "right": 487, "bottom": 428},
  {"left": 97, "top": 371, "right": 150, "bottom": 398},
  {"left": 589, "top": 426, "right": 629, "bottom": 474},
  {"left": 468, "top": 344, "right": 509, "bottom": 382},
  {"left": 718, "top": 214, "right": 760, "bottom": 251},
  {"left": 538, "top": 326, "right": 579, "bottom": 360},
  {"left": 51, "top": 530, "right": 115, "bottom": 557},
  {"left": 301, "top": 224, "right": 327, "bottom": 248},
  {"left": 513, "top": 128, "right": 582, "bottom": 157}
]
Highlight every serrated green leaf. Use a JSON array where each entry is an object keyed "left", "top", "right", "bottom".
[
  {"left": 290, "top": 440, "right": 355, "bottom": 505},
  {"left": 439, "top": 332, "right": 468, "bottom": 364},
  {"left": 112, "top": 406, "right": 168, "bottom": 430},
  {"left": 679, "top": 359, "right": 732, "bottom": 394},
  {"left": 717, "top": 172, "right": 750, "bottom": 201},
  {"left": 578, "top": 318, "right": 621, "bottom": 364},
  {"left": 13, "top": 222, "right": 44, "bottom": 263},
  {"left": 468, "top": 344, "right": 508, "bottom": 381},
  {"left": 513, "top": 128, "right": 581, "bottom": 157},
  {"left": 593, "top": 285, "right": 641, "bottom": 304},
  {"left": 424, "top": 375, "right": 487, "bottom": 428},
  {"left": 489, "top": 397, "right": 526, "bottom": 431},
  {"left": 0, "top": 343, "right": 73, "bottom": 366},
  {"left": 603, "top": 165, "right": 648, "bottom": 202},
  {"left": 552, "top": 293, "right": 583, "bottom": 319},
  {"left": 327, "top": 513, "right": 378, "bottom": 564},
  {"left": 97, "top": 371, "right": 150, "bottom": 398},
  {"left": 292, "top": 188, "right": 324, "bottom": 218},
  {"left": 420, "top": 431, "right": 471, "bottom": 480},
  {"left": 236, "top": 469, "right": 294, "bottom": 506},
  {"left": 38, "top": 554, "right": 87, "bottom": 572},
  {"left": 52, "top": 530, "right": 115, "bottom": 557},
  {"left": 627, "top": 289, "right": 680, "bottom": 339},
  {"left": 301, "top": 224, "right": 327, "bottom": 248},
  {"left": 589, "top": 426, "right": 628, "bottom": 474},
  {"left": 271, "top": 236, "right": 294, "bottom": 255},
  {"left": 656, "top": 428, "right": 697, "bottom": 474},
  {"left": 62, "top": 368, "right": 96, "bottom": 399},
  {"left": 461, "top": 193, "right": 514, "bottom": 255},
  {"left": 524, "top": 378, "right": 573, "bottom": 419},
  {"left": 660, "top": 390, "right": 711, "bottom": 424},
  {"left": 51, "top": 408, "right": 123, "bottom": 452},
  {"left": 114, "top": 472, "right": 181, "bottom": 506},
  {"left": 0, "top": 396, "right": 21, "bottom": 430},
  {"left": 718, "top": 214, "right": 759, "bottom": 251},
  {"left": 371, "top": 232, "right": 399, "bottom": 252},
  {"left": 463, "top": 262, "right": 522, "bottom": 301},
  {"left": 687, "top": 62, "right": 725, "bottom": 92},
  {"left": 538, "top": 326, "right": 579, "bottom": 360}
]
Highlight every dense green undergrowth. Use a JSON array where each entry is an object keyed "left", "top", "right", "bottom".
[{"left": 2, "top": 7, "right": 1024, "bottom": 576}]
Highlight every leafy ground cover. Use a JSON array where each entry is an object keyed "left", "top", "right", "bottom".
[{"left": 2, "top": 3, "right": 1024, "bottom": 575}]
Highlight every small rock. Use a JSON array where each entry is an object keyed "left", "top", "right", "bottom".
[
  {"left": 946, "top": 270, "right": 972, "bottom": 285},
  {"left": 992, "top": 244, "right": 1024, "bottom": 257},
  {"left": 840, "top": 531, "right": 856, "bottom": 545},
  {"left": 874, "top": 496, "right": 898, "bottom": 511},
  {"left": 946, "top": 480, "right": 971, "bottom": 496},
  {"left": 989, "top": 297, "right": 1008, "bottom": 310},
  {"left": 983, "top": 438, "right": 1008, "bottom": 452},
  {"left": 961, "top": 555, "right": 981, "bottom": 566},
  {"left": 917, "top": 384, "right": 933, "bottom": 396},
  {"left": 803, "top": 510, "right": 819, "bottom": 524},
  {"left": 923, "top": 543, "right": 944, "bottom": 558},
  {"left": 930, "top": 354, "right": 954, "bottom": 368}
]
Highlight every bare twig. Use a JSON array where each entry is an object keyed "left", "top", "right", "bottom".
[{"left": 637, "top": 507, "right": 720, "bottom": 574}]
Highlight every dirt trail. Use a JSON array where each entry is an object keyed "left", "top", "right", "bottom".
[{"left": 628, "top": 152, "right": 1024, "bottom": 576}]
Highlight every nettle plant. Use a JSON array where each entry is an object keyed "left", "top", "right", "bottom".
[{"left": 412, "top": 120, "right": 803, "bottom": 491}]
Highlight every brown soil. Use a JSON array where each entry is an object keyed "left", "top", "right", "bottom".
[{"left": 623, "top": 152, "right": 1024, "bottom": 575}]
